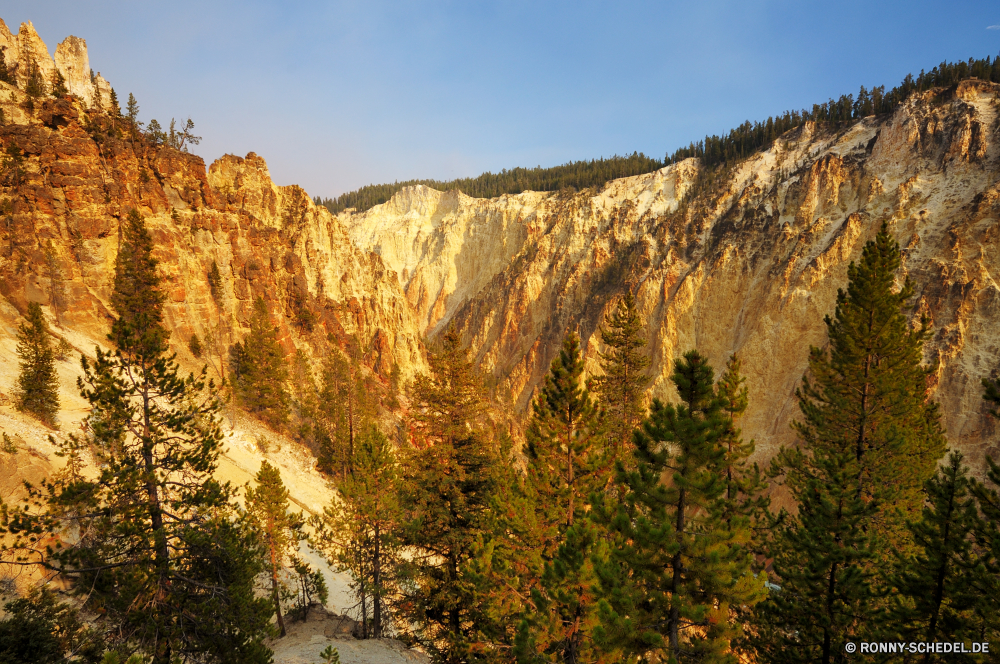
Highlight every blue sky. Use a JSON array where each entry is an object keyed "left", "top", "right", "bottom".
[{"left": 5, "top": 1, "right": 1000, "bottom": 198}]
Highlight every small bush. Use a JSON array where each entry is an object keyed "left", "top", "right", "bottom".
[{"left": 188, "top": 333, "right": 203, "bottom": 358}]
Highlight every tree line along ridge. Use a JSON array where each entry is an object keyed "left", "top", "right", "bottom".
[{"left": 316, "top": 54, "right": 1000, "bottom": 214}]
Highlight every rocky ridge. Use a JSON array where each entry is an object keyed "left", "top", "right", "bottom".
[{"left": 342, "top": 81, "right": 1000, "bottom": 472}]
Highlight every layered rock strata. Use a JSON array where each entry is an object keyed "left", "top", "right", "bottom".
[{"left": 343, "top": 80, "right": 1000, "bottom": 471}]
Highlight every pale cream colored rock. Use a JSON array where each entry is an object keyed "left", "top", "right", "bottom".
[
  {"left": 54, "top": 35, "right": 93, "bottom": 105},
  {"left": 344, "top": 81, "right": 1000, "bottom": 476},
  {"left": 12, "top": 21, "right": 57, "bottom": 90}
]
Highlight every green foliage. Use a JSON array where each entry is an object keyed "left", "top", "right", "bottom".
[
  {"left": 289, "top": 555, "right": 329, "bottom": 621},
  {"left": 1, "top": 431, "right": 17, "bottom": 454},
  {"left": 887, "top": 452, "right": 997, "bottom": 649},
  {"left": 109, "top": 88, "right": 120, "bottom": 116},
  {"left": 518, "top": 332, "right": 607, "bottom": 662},
  {"left": 208, "top": 260, "right": 224, "bottom": 304},
  {"left": 1, "top": 144, "right": 26, "bottom": 188},
  {"left": 167, "top": 118, "right": 201, "bottom": 151},
  {"left": 751, "top": 225, "right": 947, "bottom": 662},
  {"left": 0, "top": 587, "right": 106, "bottom": 664},
  {"left": 245, "top": 461, "right": 304, "bottom": 638},
  {"left": 321, "top": 55, "right": 1000, "bottom": 214},
  {"left": 34, "top": 209, "right": 274, "bottom": 664},
  {"left": 125, "top": 93, "right": 142, "bottom": 134},
  {"left": 316, "top": 344, "right": 376, "bottom": 476},
  {"left": 313, "top": 425, "right": 401, "bottom": 639},
  {"left": 231, "top": 297, "right": 290, "bottom": 427},
  {"left": 526, "top": 332, "right": 606, "bottom": 531},
  {"left": 189, "top": 332, "right": 204, "bottom": 358},
  {"left": 396, "top": 330, "right": 502, "bottom": 663},
  {"left": 14, "top": 301, "right": 60, "bottom": 426},
  {"left": 317, "top": 152, "right": 664, "bottom": 214},
  {"left": 318, "top": 645, "right": 340, "bottom": 664},
  {"left": 23, "top": 62, "right": 44, "bottom": 107},
  {"left": 591, "top": 291, "right": 649, "bottom": 467},
  {"left": 0, "top": 47, "right": 12, "bottom": 85},
  {"left": 794, "top": 224, "right": 946, "bottom": 560},
  {"left": 984, "top": 371, "right": 1000, "bottom": 419},
  {"left": 50, "top": 69, "right": 68, "bottom": 97},
  {"left": 595, "top": 351, "right": 765, "bottom": 663},
  {"left": 716, "top": 354, "right": 769, "bottom": 536},
  {"left": 749, "top": 443, "right": 877, "bottom": 663},
  {"left": 145, "top": 118, "right": 165, "bottom": 146}
]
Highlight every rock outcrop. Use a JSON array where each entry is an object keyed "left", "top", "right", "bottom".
[
  {"left": 0, "top": 19, "right": 112, "bottom": 109},
  {"left": 342, "top": 80, "right": 1000, "bottom": 473}
]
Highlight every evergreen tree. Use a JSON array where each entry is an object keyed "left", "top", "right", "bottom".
[
  {"left": 14, "top": 301, "right": 60, "bottom": 426},
  {"left": 527, "top": 332, "right": 605, "bottom": 534},
  {"left": 0, "top": 587, "right": 106, "bottom": 664},
  {"left": 518, "top": 332, "right": 606, "bottom": 664},
  {"left": 715, "top": 354, "right": 768, "bottom": 534},
  {"left": 50, "top": 69, "right": 68, "bottom": 97},
  {"left": 208, "top": 260, "right": 224, "bottom": 304},
  {"left": 594, "top": 351, "right": 765, "bottom": 663},
  {"left": 23, "top": 62, "right": 44, "bottom": 110},
  {"left": 984, "top": 372, "right": 1000, "bottom": 419},
  {"left": 793, "top": 223, "right": 945, "bottom": 561},
  {"left": 887, "top": 452, "right": 990, "bottom": 653},
  {"left": 231, "top": 297, "right": 290, "bottom": 427},
  {"left": 34, "top": 209, "right": 273, "bottom": 664},
  {"left": 313, "top": 425, "right": 401, "bottom": 639},
  {"left": 591, "top": 291, "right": 649, "bottom": 468},
  {"left": 316, "top": 343, "right": 375, "bottom": 478},
  {"left": 751, "top": 225, "right": 946, "bottom": 663},
  {"left": 245, "top": 460, "right": 303, "bottom": 638},
  {"left": 397, "top": 328, "right": 500, "bottom": 663},
  {"left": 749, "top": 444, "right": 876, "bottom": 664}
]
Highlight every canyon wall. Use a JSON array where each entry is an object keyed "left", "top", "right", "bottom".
[{"left": 342, "top": 81, "right": 1000, "bottom": 471}]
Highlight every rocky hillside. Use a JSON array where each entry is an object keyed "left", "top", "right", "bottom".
[
  {"left": 342, "top": 80, "right": 1000, "bottom": 471},
  {"left": 0, "top": 20, "right": 425, "bottom": 389}
]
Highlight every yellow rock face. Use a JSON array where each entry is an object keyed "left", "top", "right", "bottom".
[{"left": 343, "top": 81, "right": 1000, "bottom": 472}]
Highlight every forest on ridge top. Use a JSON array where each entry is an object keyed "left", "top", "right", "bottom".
[{"left": 317, "top": 54, "right": 1000, "bottom": 214}]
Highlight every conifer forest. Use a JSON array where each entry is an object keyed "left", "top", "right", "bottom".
[{"left": 2, "top": 23, "right": 1000, "bottom": 664}]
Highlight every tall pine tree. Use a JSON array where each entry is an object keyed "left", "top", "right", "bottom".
[
  {"left": 591, "top": 292, "right": 649, "bottom": 467},
  {"left": 397, "top": 327, "right": 501, "bottom": 663},
  {"left": 232, "top": 297, "right": 290, "bottom": 427},
  {"left": 594, "top": 351, "right": 764, "bottom": 664},
  {"left": 793, "top": 223, "right": 946, "bottom": 559},
  {"left": 887, "top": 451, "right": 990, "bottom": 653},
  {"left": 314, "top": 425, "right": 401, "bottom": 639},
  {"left": 517, "top": 332, "right": 607, "bottom": 664},
  {"left": 40, "top": 209, "right": 273, "bottom": 664},
  {"left": 245, "top": 460, "right": 303, "bottom": 638},
  {"left": 752, "top": 225, "right": 947, "bottom": 663},
  {"left": 14, "top": 301, "right": 59, "bottom": 426}
]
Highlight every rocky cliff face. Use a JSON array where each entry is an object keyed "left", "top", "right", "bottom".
[
  {"left": 342, "top": 81, "right": 1000, "bottom": 472},
  {"left": 0, "top": 19, "right": 112, "bottom": 109},
  {"left": 0, "top": 57, "right": 425, "bottom": 393}
]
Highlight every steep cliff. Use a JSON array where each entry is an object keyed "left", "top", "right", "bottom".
[
  {"left": 0, "top": 46, "right": 426, "bottom": 395},
  {"left": 342, "top": 81, "right": 1000, "bottom": 472}
]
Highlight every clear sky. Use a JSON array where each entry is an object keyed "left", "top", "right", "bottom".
[{"left": 4, "top": 1, "right": 999, "bottom": 199}]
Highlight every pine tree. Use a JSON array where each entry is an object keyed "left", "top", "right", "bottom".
[
  {"left": 751, "top": 225, "right": 946, "bottom": 663},
  {"left": 316, "top": 343, "right": 375, "bottom": 478},
  {"left": 518, "top": 332, "right": 606, "bottom": 663},
  {"left": 313, "top": 425, "right": 401, "bottom": 639},
  {"left": 50, "top": 69, "right": 68, "bottom": 97},
  {"left": 591, "top": 291, "right": 649, "bottom": 469},
  {"left": 208, "top": 260, "right": 224, "bottom": 304},
  {"left": 14, "top": 301, "right": 59, "bottom": 426},
  {"left": 35, "top": 209, "right": 273, "bottom": 664},
  {"left": 245, "top": 460, "right": 304, "bottom": 638},
  {"left": 887, "top": 452, "right": 990, "bottom": 652},
  {"left": 715, "top": 354, "right": 768, "bottom": 534},
  {"left": 396, "top": 328, "right": 501, "bottom": 663},
  {"left": 793, "top": 223, "right": 945, "bottom": 561},
  {"left": 231, "top": 297, "right": 290, "bottom": 427},
  {"left": 749, "top": 443, "right": 876, "bottom": 664},
  {"left": 594, "top": 351, "right": 765, "bottom": 663},
  {"left": 527, "top": 332, "right": 606, "bottom": 535},
  {"left": 23, "top": 62, "right": 44, "bottom": 110}
]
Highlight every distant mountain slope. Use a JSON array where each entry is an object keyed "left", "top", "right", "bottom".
[{"left": 342, "top": 80, "right": 1000, "bottom": 474}]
